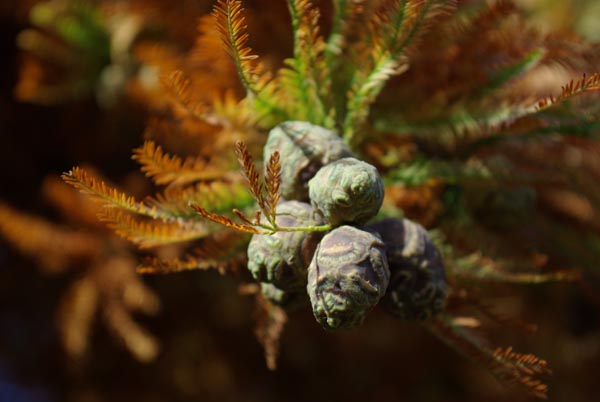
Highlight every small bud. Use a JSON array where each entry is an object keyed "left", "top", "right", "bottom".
[
  {"left": 367, "top": 218, "right": 448, "bottom": 320},
  {"left": 307, "top": 226, "right": 389, "bottom": 330},
  {"left": 247, "top": 201, "right": 323, "bottom": 289},
  {"left": 263, "top": 121, "right": 353, "bottom": 201},
  {"left": 309, "top": 158, "right": 384, "bottom": 226}
]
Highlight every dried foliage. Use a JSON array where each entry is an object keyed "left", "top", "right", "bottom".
[
  {"left": 427, "top": 314, "right": 551, "bottom": 399},
  {"left": 7, "top": 0, "right": 600, "bottom": 399},
  {"left": 0, "top": 201, "right": 99, "bottom": 273},
  {"left": 253, "top": 294, "right": 287, "bottom": 371},
  {"left": 0, "top": 177, "right": 160, "bottom": 362},
  {"left": 137, "top": 230, "right": 248, "bottom": 274},
  {"left": 132, "top": 140, "right": 225, "bottom": 187}
]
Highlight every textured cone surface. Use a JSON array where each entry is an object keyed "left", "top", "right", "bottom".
[
  {"left": 308, "top": 157, "right": 384, "bottom": 226},
  {"left": 307, "top": 226, "right": 389, "bottom": 330},
  {"left": 247, "top": 201, "right": 323, "bottom": 289},
  {"left": 367, "top": 218, "right": 448, "bottom": 320},
  {"left": 263, "top": 121, "right": 353, "bottom": 201}
]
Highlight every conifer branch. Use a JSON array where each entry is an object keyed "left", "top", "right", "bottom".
[
  {"left": 450, "top": 252, "right": 581, "bottom": 284},
  {"left": 235, "top": 140, "right": 267, "bottom": 215},
  {"left": 426, "top": 314, "right": 551, "bottom": 399},
  {"left": 192, "top": 205, "right": 262, "bottom": 234},
  {"left": 193, "top": 142, "right": 330, "bottom": 234},
  {"left": 132, "top": 141, "right": 226, "bottom": 187},
  {"left": 212, "top": 0, "right": 261, "bottom": 95},
  {"left": 535, "top": 72, "right": 600, "bottom": 111},
  {"left": 62, "top": 167, "right": 159, "bottom": 218},
  {"left": 325, "top": 0, "right": 364, "bottom": 59},
  {"left": 160, "top": 70, "right": 211, "bottom": 121},
  {"left": 343, "top": 0, "right": 455, "bottom": 146},
  {"left": 212, "top": 0, "right": 288, "bottom": 121},
  {"left": 148, "top": 180, "right": 253, "bottom": 220},
  {"left": 138, "top": 231, "right": 248, "bottom": 274},
  {"left": 264, "top": 151, "right": 282, "bottom": 225},
  {"left": 0, "top": 202, "right": 99, "bottom": 271},
  {"left": 281, "top": 0, "right": 332, "bottom": 126},
  {"left": 98, "top": 208, "right": 211, "bottom": 248},
  {"left": 137, "top": 252, "right": 246, "bottom": 275},
  {"left": 254, "top": 294, "right": 287, "bottom": 371}
]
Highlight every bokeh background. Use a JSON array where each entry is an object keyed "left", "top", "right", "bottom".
[{"left": 1, "top": 1, "right": 599, "bottom": 401}]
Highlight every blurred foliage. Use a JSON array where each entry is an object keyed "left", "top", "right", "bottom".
[{"left": 1, "top": 0, "right": 600, "bottom": 401}]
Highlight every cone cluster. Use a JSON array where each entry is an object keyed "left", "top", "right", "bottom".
[{"left": 248, "top": 121, "right": 448, "bottom": 329}]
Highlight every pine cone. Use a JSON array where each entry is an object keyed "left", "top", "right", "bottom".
[
  {"left": 307, "top": 226, "right": 389, "bottom": 330},
  {"left": 367, "top": 218, "right": 447, "bottom": 320},
  {"left": 309, "top": 157, "right": 384, "bottom": 226},
  {"left": 263, "top": 121, "right": 353, "bottom": 201},
  {"left": 247, "top": 201, "right": 323, "bottom": 289}
]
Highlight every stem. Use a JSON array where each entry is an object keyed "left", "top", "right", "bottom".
[{"left": 256, "top": 222, "right": 332, "bottom": 234}]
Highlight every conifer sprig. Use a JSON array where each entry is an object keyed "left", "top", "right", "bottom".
[
  {"left": 212, "top": 0, "right": 262, "bottom": 94},
  {"left": 254, "top": 293, "right": 287, "bottom": 370},
  {"left": 192, "top": 141, "right": 330, "bottom": 234},
  {"left": 535, "top": 72, "right": 600, "bottom": 111},
  {"left": 160, "top": 70, "right": 211, "bottom": 121},
  {"left": 280, "top": 0, "right": 332, "bottom": 126},
  {"left": 212, "top": 0, "right": 287, "bottom": 122},
  {"left": 98, "top": 208, "right": 210, "bottom": 248},
  {"left": 148, "top": 180, "right": 253, "bottom": 220},
  {"left": 325, "top": 0, "right": 364, "bottom": 60},
  {"left": 427, "top": 314, "right": 551, "bottom": 399},
  {"left": 449, "top": 252, "right": 581, "bottom": 284},
  {"left": 235, "top": 140, "right": 268, "bottom": 219},
  {"left": 264, "top": 149, "right": 282, "bottom": 225},
  {"left": 137, "top": 253, "right": 244, "bottom": 274},
  {"left": 132, "top": 141, "right": 226, "bottom": 187},
  {"left": 62, "top": 167, "right": 159, "bottom": 218},
  {"left": 343, "top": 0, "right": 456, "bottom": 146},
  {"left": 192, "top": 205, "right": 262, "bottom": 234}
]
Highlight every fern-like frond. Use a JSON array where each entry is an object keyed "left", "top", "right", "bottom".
[
  {"left": 264, "top": 151, "right": 282, "bottom": 225},
  {"left": 98, "top": 208, "right": 210, "bottom": 248},
  {"left": 427, "top": 314, "right": 551, "bottom": 399},
  {"left": 212, "top": 0, "right": 287, "bottom": 122},
  {"left": 343, "top": 0, "right": 456, "bottom": 145},
  {"left": 235, "top": 140, "right": 265, "bottom": 210},
  {"left": 132, "top": 141, "right": 226, "bottom": 187},
  {"left": 138, "top": 255, "right": 224, "bottom": 274},
  {"left": 234, "top": 140, "right": 283, "bottom": 226},
  {"left": 188, "top": 14, "right": 235, "bottom": 75},
  {"left": 41, "top": 175, "right": 103, "bottom": 227},
  {"left": 62, "top": 167, "right": 160, "bottom": 218},
  {"left": 325, "top": 0, "right": 365, "bottom": 59},
  {"left": 343, "top": 53, "right": 404, "bottom": 146},
  {"left": 385, "top": 157, "right": 494, "bottom": 187},
  {"left": 254, "top": 294, "right": 287, "bottom": 370},
  {"left": 192, "top": 205, "right": 261, "bottom": 234},
  {"left": 102, "top": 299, "right": 160, "bottom": 363},
  {"left": 0, "top": 202, "right": 99, "bottom": 272},
  {"left": 212, "top": 0, "right": 261, "bottom": 94},
  {"left": 211, "top": 91, "right": 259, "bottom": 129},
  {"left": 160, "top": 70, "right": 212, "bottom": 121},
  {"left": 437, "top": 72, "right": 600, "bottom": 138},
  {"left": 137, "top": 231, "right": 248, "bottom": 274},
  {"left": 461, "top": 292, "right": 539, "bottom": 335},
  {"left": 449, "top": 252, "right": 581, "bottom": 284},
  {"left": 478, "top": 49, "right": 545, "bottom": 96},
  {"left": 535, "top": 72, "right": 600, "bottom": 111},
  {"left": 279, "top": 0, "right": 333, "bottom": 126},
  {"left": 148, "top": 179, "right": 253, "bottom": 220}
]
